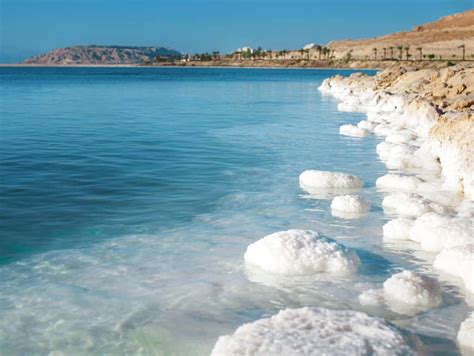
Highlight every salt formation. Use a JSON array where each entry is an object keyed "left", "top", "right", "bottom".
[
  {"left": 376, "top": 174, "right": 421, "bottom": 192},
  {"left": 211, "top": 307, "right": 417, "bottom": 356},
  {"left": 382, "top": 193, "right": 435, "bottom": 217},
  {"left": 299, "top": 170, "right": 363, "bottom": 191},
  {"left": 330, "top": 195, "right": 370, "bottom": 217},
  {"left": 409, "top": 213, "right": 472, "bottom": 252},
  {"left": 457, "top": 313, "right": 474, "bottom": 352},
  {"left": 434, "top": 244, "right": 474, "bottom": 293},
  {"left": 359, "top": 271, "right": 442, "bottom": 315},
  {"left": 339, "top": 124, "right": 369, "bottom": 137},
  {"left": 383, "top": 218, "right": 414, "bottom": 241},
  {"left": 357, "top": 120, "right": 376, "bottom": 131},
  {"left": 244, "top": 230, "right": 360, "bottom": 276},
  {"left": 383, "top": 270, "right": 442, "bottom": 308},
  {"left": 318, "top": 65, "right": 474, "bottom": 200}
]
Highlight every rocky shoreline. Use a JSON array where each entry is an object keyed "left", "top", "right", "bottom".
[{"left": 318, "top": 64, "right": 473, "bottom": 352}]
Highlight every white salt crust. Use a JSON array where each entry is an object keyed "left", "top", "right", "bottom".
[
  {"left": 434, "top": 244, "right": 474, "bottom": 293},
  {"left": 339, "top": 124, "right": 369, "bottom": 138},
  {"left": 409, "top": 213, "right": 473, "bottom": 252},
  {"left": 376, "top": 174, "right": 422, "bottom": 192},
  {"left": 319, "top": 73, "right": 472, "bottom": 197},
  {"left": 299, "top": 170, "right": 363, "bottom": 191},
  {"left": 383, "top": 218, "right": 415, "bottom": 241},
  {"left": 457, "top": 313, "right": 474, "bottom": 352},
  {"left": 359, "top": 271, "right": 442, "bottom": 315},
  {"left": 357, "top": 120, "right": 376, "bottom": 132},
  {"left": 382, "top": 193, "right": 435, "bottom": 217},
  {"left": 383, "top": 270, "right": 442, "bottom": 308},
  {"left": 211, "top": 307, "right": 417, "bottom": 356},
  {"left": 331, "top": 195, "right": 370, "bottom": 214},
  {"left": 244, "top": 230, "right": 360, "bottom": 276}
]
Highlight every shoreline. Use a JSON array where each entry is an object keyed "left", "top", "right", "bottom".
[{"left": 318, "top": 63, "right": 473, "bottom": 353}]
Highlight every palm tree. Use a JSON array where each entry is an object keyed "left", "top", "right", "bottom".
[
  {"left": 372, "top": 48, "right": 378, "bottom": 60},
  {"left": 416, "top": 47, "right": 422, "bottom": 61},
  {"left": 389, "top": 46, "right": 394, "bottom": 60},
  {"left": 397, "top": 46, "right": 403, "bottom": 60},
  {"left": 318, "top": 46, "right": 322, "bottom": 60},
  {"left": 382, "top": 48, "right": 387, "bottom": 60},
  {"left": 404, "top": 46, "right": 410, "bottom": 60},
  {"left": 459, "top": 44, "right": 466, "bottom": 60}
]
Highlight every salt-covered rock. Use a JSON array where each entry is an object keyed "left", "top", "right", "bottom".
[
  {"left": 382, "top": 193, "right": 433, "bottom": 217},
  {"left": 434, "top": 244, "right": 474, "bottom": 293},
  {"left": 211, "top": 307, "right": 417, "bottom": 356},
  {"left": 376, "top": 174, "right": 421, "bottom": 192},
  {"left": 339, "top": 124, "right": 369, "bottom": 138},
  {"left": 409, "top": 213, "right": 472, "bottom": 252},
  {"left": 383, "top": 218, "right": 415, "bottom": 241},
  {"left": 383, "top": 270, "right": 442, "bottom": 308},
  {"left": 331, "top": 195, "right": 370, "bottom": 215},
  {"left": 244, "top": 230, "right": 360, "bottom": 276},
  {"left": 357, "top": 120, "right": 376, "bottom": 132},
  {"left": 385, "top": 131, "right": 417, "bottom": 144},
  {"left": 359, "top": 270, "right": 443, "bottom": 315},
  {"left": 299, "top": 170, "right": 363, "bottom": 191},
  {"left": 457, "top": 313, "right": 474, "bottom": 352}
]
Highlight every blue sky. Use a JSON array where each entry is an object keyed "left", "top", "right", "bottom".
[{"left": 1, "top": 0, "right": 472, "bottom": 62}]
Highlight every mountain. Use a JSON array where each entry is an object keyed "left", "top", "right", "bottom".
[
  {"left": 328, "top": 9, "right": 474, "bottom": 61},
  {"left": 23, "top": 45, "right": 182, "bottom": 65}
]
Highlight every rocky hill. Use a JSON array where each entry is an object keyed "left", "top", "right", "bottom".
[
  {"left": 327, "top": 9, "right": 474, "bottom": 61},
  {"left": 23, "top": 45, "right": 181, "bottom": 65}
]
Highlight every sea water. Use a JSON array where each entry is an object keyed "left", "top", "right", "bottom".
[{"left": 0, "top": 67, "right": 469, "bottom": 355}]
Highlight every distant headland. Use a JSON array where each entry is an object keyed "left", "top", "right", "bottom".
[{"left": 21, "top": 9, "right": 474, "bottom": 69}]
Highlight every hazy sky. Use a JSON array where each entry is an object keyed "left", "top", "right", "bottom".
[{"left": 1, "top": 0, "right": 472, "bottom": 61}]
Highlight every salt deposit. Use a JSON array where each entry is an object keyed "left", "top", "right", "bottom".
[
  {"left": 359, "top": 270, "right": 442, "bottom": 315},
  {"left": 376, "top": 174, "right": 421, "bottom": 192},
  {"left": 409, "top": 213, "right": 472, "bottom": 252},
  {"left": 457, "top": 313, "right": 474, "bottom": 352},
  {"left": 357, "top": 120, "right": 376, "bottom": 132},
  {"left": 244, "top": 230, "right": 360, "bottom": 275},
  {"left": 211, "top": 307, "right": 417, "bottom": 356},
  {"left": 299, "top": 170, "right": 363, "bottom": 192},
  {"left": 382, "top": 193, "right": 434, "bottom": 217},
  {"left": 339, "top": 124, "right": 369, "bottom": 138},
  {"left": 383, "top": 218, "right": 415, "bottom": 241},
  {"left": 330, "top": 195, "right": 370, "bottom": 217},
  {"left": 383, "top": 270, "right": 442, "bottom": 308},
  {"left": 434, "top": 244, "right": 474, "bottom": 293}
]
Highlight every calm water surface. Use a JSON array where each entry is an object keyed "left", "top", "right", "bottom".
[{"left": 0, "top": 67, "right": 469, "bottom": 354}]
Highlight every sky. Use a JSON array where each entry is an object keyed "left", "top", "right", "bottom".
[{"left": 1, "top": 0, "right": 472, "bottom": 62}]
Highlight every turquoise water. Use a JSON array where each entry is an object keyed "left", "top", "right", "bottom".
[{"left": 0, "top": 67, "right": 469, "bottom": 354}]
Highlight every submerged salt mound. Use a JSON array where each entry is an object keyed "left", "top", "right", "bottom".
[
  {"left": 383, "top": 218, "right": 415, "bottom": 241},
  {"left": 331, "top": 195, "right": 370, "bottom": 217},
  {"left": 211, "top": 307, "right": 417, "bottom": 356},
  {"left": 409, "top": 213, "right": 473, "bottom": 252},
  {"left": 458, "top": 313, "right": 474, "bottom": 352},
  {"left": 339, "top": 124, "right": 369, "bottom": 138},
  {"left": 244, "top": 230, "right": 360, "bottom": 276},
  {"left": 376, "top": 174, "right": 421, "bottom": 192},
  {"left": 299, "top": 170, "right": 363, "bottom": 191},
  {"left": 434, "top": 244, "right": 474, "bottom": 293}
]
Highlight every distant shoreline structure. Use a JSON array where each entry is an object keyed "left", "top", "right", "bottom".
[{"left": 17, "top": 9, "right": 474, "bottom": 68}]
